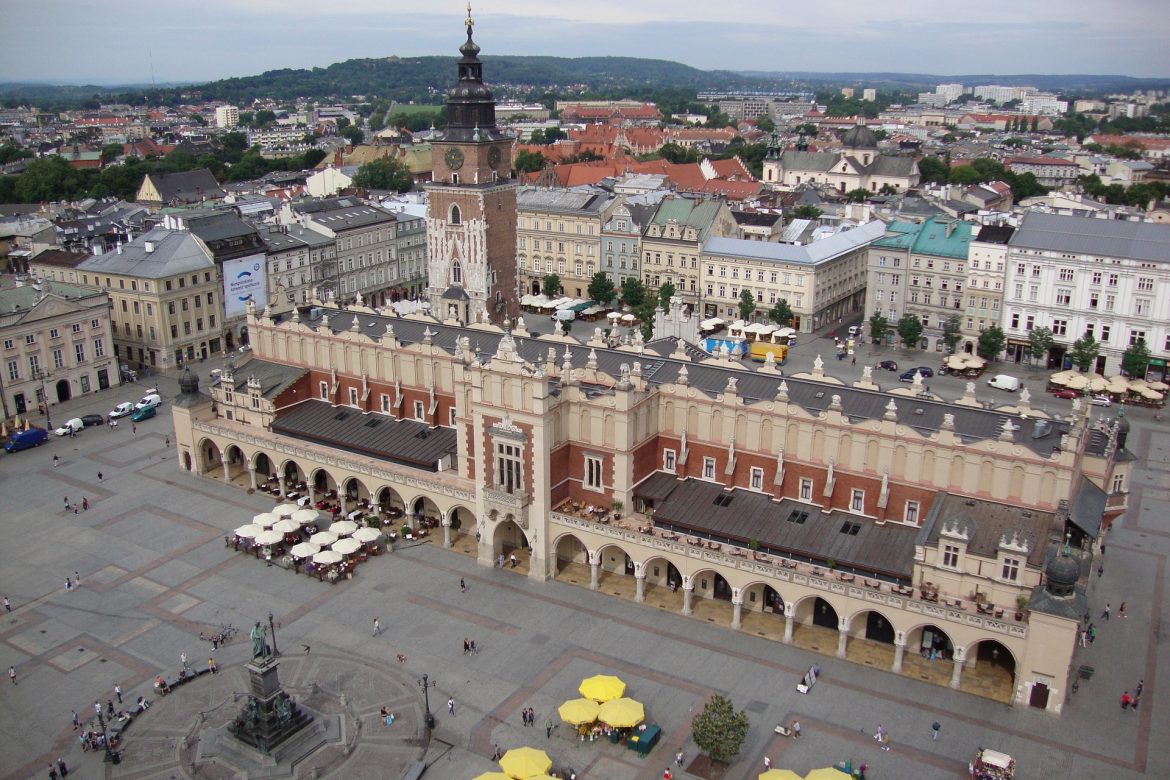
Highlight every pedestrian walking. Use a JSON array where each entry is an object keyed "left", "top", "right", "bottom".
[
  {"left": 132, "top": 424, "right": 137, "bottom": 435},
  {"left": 851, "top": 355, "right": 856, "bottom": 366},
  {"left": 180, "top": 652, "right": 188, "bottom": 671},
  {"left": 57, "top": 758, "right": 69, "bottom": 777},
  {"left": 1089, "top": 624, "right": 1097, "bottom": 643},
  {"left": 676, "top": 750, "right": 685, "bottom": 766},
  {"left": 463, "top": 637, "right": 470, "bottom": 654},
  {"left": 115, "top": 684, "right": 123, "bottom": 704},
  {"left": 931, "top": 721, "right": 941, "bottom": 740},
  {"left": 8, "top": 665, "right": 15, "bottom": 684},
  {"left": 3, "top": 595, "right": 11, "bottom": 611},
  {"left": 1080, "top": 629, "right": 1088, "bottom": 647},
  {"left": 1136, "top": 680, "right": 1144, "bottom": 698},
  {"left": 460, "top": 578, "right": 466, "bottom": 593},
  {"left": 373, "top": 618, "right": 381, "bottom": 636},
  {"left": 1102, "top": 603, "right": 1111, "bottom": 620},
  {"left": 53, "top": 455, "right": 60, "bottom": 468},
  {"left": 1121, "top": 690, "right": 1132, "bottom": 710},
  {"left": 874, "top": 724, "right": 884, "bottom": 742},
  {"left": 793, "top": 720, "right": 801, "bottom": 738},
  {"left": 545, "top": 717, "right": 553, "bottom": 738},
  {"left": 49, "top": 765, "right": 58, "bottom": 780},
  {"left": 881, "top": 731, "right": 891, "bottom": 751},
  {"left": 64, "top": 496, "right": 70, "bottom": 510},
  {"left": 71, "top": 710, "right": 80, "bottom": 729},
  {"left": 764, "top": 756, "right": 772, "bottom": 769},
  {"left": 510, "top": 552, "right": 518, "bottom": 568},
  {"left": 1097, "top": 564, "right": 1104, "bottom": 578},
  {"left": 208, "top": 657, "right": 218, "bottom": 674},
  {"left": 94, "top": 701, "right": 101, "bottom": 715},
  {"left": 663, "top": 769, "right": 672, "bottom": 780},
  {"left": 447, "top": 697, "right": 455, "bottom": 715},
  {"left": 65, "top": 577, "right": 73, "bottom": 592},
  {"left": 497, "top": 553, "right": 505, "bottom": 568},
  {"left": 1119, "top": 601, "right": 1126, "bottom": 618},
  {"left": 165, "top": 435, "right": 170, "bottom": 447},
  {"left": 469, "top": 639, "right": 477, "bottom": 655},
  {"left": 106, "top": 700, "right": 115, "bottom": 717},
  {"left": 97, "top": 471, "right": 103, "bottom": 481}
]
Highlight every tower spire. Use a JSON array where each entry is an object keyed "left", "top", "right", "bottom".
[{"left": 466, "top": 2, "right": 474, "bottom": 32}]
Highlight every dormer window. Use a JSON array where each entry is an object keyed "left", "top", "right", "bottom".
[{"left": 942, "top": 543, "right": 961, "bottom": 569}]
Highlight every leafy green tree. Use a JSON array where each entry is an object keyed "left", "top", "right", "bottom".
[
  {"left": 846, "top": 188, "right": 871, "bottom": 203},
  {"left": 340, "top": 125, "right": 364, "bottom": 145},
  {"left": 514, "top": 149, "right": 546, "bottom": 173},
  {"left": 738, "top": 288, "right": 757, "bottom": 320},
  {"left": 100, "top": 143, "right": 123, "bottom": 165},
  {"left": 541, "top": 274, "right": 562, "bottom": 299},
  {"left": 620, "top": 277, "right": 646, "bottom": 308},
  {"left": 657, "top": 142, "right": 698, "bottom": 164},
  {"left": 0, "top": 143, "right": 33, "bottom": 165},
  {"left": 1069, "top": 331, "right": 1100, "bottom": 372},
  {"left": 977, "top": 326, "right": 1006, "bottom": 360},
  {"left": 1121, "top": 338, "right": 1151, "bottom": 378},
  {"left": 691, "top": 694, "right": 749, "bottom": 765},
  {"left": 587, "top": 272, "right": 616, "bottom": 305},
  {"left": 253, "top": 109, "right": 276, "bottom": 127},
  {"left": 221, "top": 131, "right": 249, "bottom": 153},
  {"left": 942, "top": 314, "right": 963, "bottom": 352},
  {"left": 896, "top": 313, "right": 924, "bottom": 348},
  {"left": 335, "top": 116, "right": 350, "bottom": 130},
  {"left": 869, "top": 312, "right": 889, "bottom": 344},
  {"left": 1027, "top": 326, "right": 1055, "bottom": 365},
  {"left": 226, "top": 150, "right": 269, "bottom": 182},
  {"left": 657, "top": 280, "right": 677, "bottom": 310},
  {"left": 351, "top": 156, "right": 413, "bottom": 192},
  {"left": 794, "top": 123, "right": 818, "bottom": 137},
  {"left": 768, "top": 298, "right": 794, "bottom": 327},
  {"left": 756, "top": 116, "right": 776, "bottom": 133},
  {"left": 302, "top": 148, "right": 327, "bottom": 168},
  {"left": 790, "top": 205, "right": 822, "bottom": 220}
]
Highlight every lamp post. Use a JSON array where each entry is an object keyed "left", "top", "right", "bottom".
[
  {"left": 267, "top": 611, "right": 280, "bottom": 656},
  {"left": 418, "top": 673, "right": 436, "bottom": 730}
]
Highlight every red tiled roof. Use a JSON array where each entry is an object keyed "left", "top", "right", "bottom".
[{"left": 1007, "top": 157, "right": 1074, "bottom": 166}]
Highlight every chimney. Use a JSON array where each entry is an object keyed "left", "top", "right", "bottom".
[{"left": 144, "top": 241, "right": 155, "bottom": 253}]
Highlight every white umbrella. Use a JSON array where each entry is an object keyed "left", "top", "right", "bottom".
[
  {"left": 252, "top": 512, "right": 279, "bottom": 528},
  {"left": 290, "top": 542, "right": 320, "bottom": 558},
  {"left": 273, "top": 503, "right": 298, "bottom": 518},
  {"left": 1149, "top": 381, "right": 1169, "bottom": 391},
  {"left": 1140, "top": 387, "right": 1163, "bottom": 400},
  {"left": 332, "top": 538, "right": 362, "bottom": 555},
  {"left": 621, "top": 314, "right": 637, "bottom": 322},
  {"left": 254, "top": 530, "right": 283, "bottom": 546},
  {"left": 1049, "top": 374, "right": 1070, "bottom": 386},
  {"left": 1065, "top": 374, "right": 1090, "bottom": 390},
  {"left": 292, "top": 508, "right": 322, "bottom": 526},
  {"left": 273, "top": 518, "right": 301, "bottom": 534},
  {"left": 1089, "top": 375, "right": 1111, "bottom": 392},
  {"left": 352, "top": 527, "right": 383, "bottom": 543},
  {"left": 329, "top": 520, "right": 359, "bottom": 536},
  {"left": 234, "top": 524, "right": 262, "bottom": 539},
  {"left": 309, "top": 531, "right": 338, "bottom": 547},
  {"left": 607, "top": 311, "right": 622, "bottom": 321},
  {"left": 312, "top": 550, "right": 343, "bottom": 565}
]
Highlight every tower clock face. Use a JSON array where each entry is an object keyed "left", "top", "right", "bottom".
[
  {"left": 488, "top": 146, "right": 501, "bottom": 168},
  {"left": 445, "top": 147, "right": 465, "bottom": 170}
]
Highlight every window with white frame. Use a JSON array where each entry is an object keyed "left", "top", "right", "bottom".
[
  {"left": 799, "top": 478, "right": 813, "bottom": 501},
  {"left": 380, "top": 393, "right": 390, "bottom": 412},
  {"left": 1112, "top": 473, "right": 1125, "bottom": 493},
  {"left": 319, "top": 381, "right": 329, "bottom": 400},
  {"left": 584, "top": 455, "right": 603, "bottom": 490},
  {"left": 449, "top": 407, "right": 457, "bottom": 426},
  {"left": 942, "top": 544, "right": 960, "bottom": 568},
  {"left": 750, "top": 467, "right": 764, "bottom": 490},
  {"left": 850, "top": 489, "right": 865, "bottom": 512},
  {"left": 413, "top": 401, "right": 424, "bottom": 420},
  {"left": 494, "top": 441, "right": 523, "bottom": 493},
  {"left": 348, "top": 387, "right": 358, "bottom": 406},
  {"left": 663, "top": 448, "right": 676, "bottom": 472},
  {"left": 904, "top": 500, "right": 920, "bottom": 524},
  {"left": 702, "top": 457, "right": 716, "bottom": 480},
  {"left": 1000, "top": 557, "right": 1020, "bottom": 582}
]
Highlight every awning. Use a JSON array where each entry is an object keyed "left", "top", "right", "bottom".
[{"left": 570, "top": 300, "right": 594, "bottom": 313}]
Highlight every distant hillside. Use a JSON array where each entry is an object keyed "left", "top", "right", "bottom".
[{"left": 743, "top": 71, "right": 1170, "bottom": 93}]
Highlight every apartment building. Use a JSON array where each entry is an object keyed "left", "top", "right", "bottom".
[
  {"left": 516, "top": 187, "right": 615, "bottom": 299},
  {"left": 865, "top": 218, "right": 974, "bottom": 351},
  {"left": 259, "top": 224, "right": 337, "bottom": 314},
  {"left": 0, "top": 281, "right": 119, "bottom": 416},
  {"left": 1005, "top": 157, "right": 1080, "bottom": 188},
  {"left": 214, "top": 106, "right": 240, "bottom": 129},
  {"left": 1002, "top": 212, "right": 1170, "bottom": 378},
  {"left": 700, "top": 221, "right": 885, "bottom": 330},
  {"left": 392, "top": 208, "right": 428, "bottom": 300},
  {"left": 296, "top": 200, "right": 399, "bottom": 308},
  {"left": 75, "top": 229, "right": 227, "bottom": 370},
  {"left": 962, "top": 225, "right": 1013, "bottom": 354},
  {"left": 600, "top": 198, "right": 659, "bottom": 291},
  {"left": 641, "top": 196, "right": 738, "bottom": 306}
]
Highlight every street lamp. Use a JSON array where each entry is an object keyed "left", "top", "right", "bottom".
[
  {"left": 418, "top": 673, "right": 436, "bottom": 730},
  {"left": 268, "top": 611, "right": 280, "bottom": 656}
]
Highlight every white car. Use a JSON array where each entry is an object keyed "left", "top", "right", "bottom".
[
  {"left": 109, "top": 402, "right": 135, "bottom": 418},
  {"left": 54, "top": 418, "right": 84, "bottom": 436},
  {"left": 1090, "top": 395, "right": 1113, "bottom": 407}
]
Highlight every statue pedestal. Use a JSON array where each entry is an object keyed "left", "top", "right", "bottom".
[{"left": 226, "top": 657, "right": 314, "bottom": 755}]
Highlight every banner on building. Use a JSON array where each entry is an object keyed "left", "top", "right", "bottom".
[{"left": 223, "top": 254, "right": 268, "bottom": 318}]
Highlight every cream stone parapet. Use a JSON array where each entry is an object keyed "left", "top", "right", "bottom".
[{"left": 549, "top": 511, "right": 1027, "bottom": 639}]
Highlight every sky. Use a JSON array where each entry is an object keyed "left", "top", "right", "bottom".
[{"left": 1, "top": 0, "right": 1168, "bottom": 85}]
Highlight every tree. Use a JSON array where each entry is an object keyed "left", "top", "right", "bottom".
[
  {"left": 340, "top": 125, "right": 364, "bottom": 145},
  {"left": 794, "top": 123, "right": 818, "bottom": 137},
  {"left": 1027, "top": 326, "right": 1055, "bottom": 365},
  {"left": 738, "top": 289, "right": 757, "bottom": 320},
  {"left": 100, "top": 143, "right": 123, "bottom": 165},
  {"left": 657, "top": 280, "right": 677, "bottom": 310},
  {"left": 869, "top": 312, "right": 889, "bottom": 345},
  {"left": 691, "top": 694, "right": 749, "bottom": 765},
  {"left": 896, "top": 313, "right": 924, "bottom": 348},
  {"left": 541, "top": 274, "right": 562, "bottom": 299},
  {"left": 657, "top": 142, "right": 698, "bottom": 164},
  {"left": 942, "top": 314, "right": 963, "bottom": 352},
  {"left": 1121, "top": 338, "right": 1152, "bottom": 378},
  {"left": 790, "top": 205, "right": 822, "bottom": 220},
  {"left": 587, "top": 272, "right": 616, "bottom": 305},
  {"left": 768, "top": 298, "right": 794, "bottom": 327},
  {"left": 756, "top": 116, "right": 776, "bottom": 133},
  {"left": 514, "top": 149, "right": 546, "bottom": 173},
  {"left": 620, "top": 277, "right": 646, "bottom": 308},
  {"left": 845, "top": 188, "right": 872, "bottom": 203},
  {"left": 977, "top": 326, "right": 1006, "bottom": 360},
  {"left": 1069, "top": 331, "right": 1100, "bottom": 372},
  {"left": 351, "top": 156, "right": 413, "bottom": 192}
]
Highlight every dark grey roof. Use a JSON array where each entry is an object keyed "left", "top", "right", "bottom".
[
  {"left": 779, "top": 150, "right": 838, "bottom": 173},
  {"left": 919, "top": 493, "right": 1053, "bottom": 567},
  {"left": 975, "top": 225, "right": 1015, "bottom": 244},
  {"left": 632, "top": 470, "right": 678, "bottom": 502},
  {"left": 307, "top": 203, "right": 396, "bottom": 231},
  {"left": 1010, "top": 212, "right": 1170, "bottom": 263},
  {"left": 76, "top": 228, "right": 214, "bottom": 278},
  {"left": 1027, "top": 580, "right": 1087, "bottom": 621},
  {"left": 271, "top": 399, "right": 456, "bottom": 471},
  {"left": 185, "top": 211, "right": 259, "bottom": 242},
  {"left": 441, "top": 286, "right": 469, "bottom": 301},
  {"left": 643, "top": 477, "right": 917, "bottom": 578},
  {"left": 224, "top": 358, "right": 306, "bottom": 400},
  {"left": 732, "top": 211, "right": 783, "bottom": 227},
  {"left": 144, "top": 169, "right": 226, "bottom": 204},
  {"left": 867, "top": 156, "right": 918, "bottom": 177},
  {"left": 279, "top": 306, "right": 1070, "bottom": 455},
  {"left": 1069, "top": 477, "right": 1107, "bottom": 539}
]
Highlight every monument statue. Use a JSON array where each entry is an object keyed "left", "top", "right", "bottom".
[{"left": 251, "top": 622, "right": 270, "bottom": 660}]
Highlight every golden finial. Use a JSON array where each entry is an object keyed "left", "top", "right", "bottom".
[{"left": 465, "top": 2, "right": 474, "bottom": 29}]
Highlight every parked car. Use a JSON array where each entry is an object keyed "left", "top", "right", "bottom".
[
  {"left": 878, "top": 360, "right": 899, "bottom": 371},
  {"left": 848, "top": 325, "right": 861, "bottom": 337},
  {"left": 987, "top": 374, "right": 1022, "bottom": 392},
  {"left": 130, "top": 405, "right": 157, "bottom": 422},
  {"left": 134, "top": 393, "right": 162, "bottom": 411},
  {"left": 80, "top": 414, "right": 105, "bottom": 427},
  {"left": 1052, "top": 389, "right": 1080, "bottom": 400},
  {"left": 4, "top": 428, "right": 49, "bottom": 452},
  {"left": 899, "top": 368, "right": 933, "bottom": 382},
  {"left": 54, "top": 417, "right": 84, "bottom": 436},
  {"left": 109, "top": 402, "right": 135, "bottom": 418},
  {"left": 912, "top": 366, "right": 935, "bottom": 378},
  {"left": 1090, "top": 395, "right": 1113, "bottom": 407}
]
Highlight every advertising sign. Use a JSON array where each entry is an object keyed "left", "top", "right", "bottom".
[{"left": 223, "top": 254, "right": 267, "bottom": 318}]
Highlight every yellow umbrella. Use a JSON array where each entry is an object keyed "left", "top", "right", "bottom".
[
  {"left": 597, "top": 697, "right": 644, "bottom": 727},
  {"left": 472, "top": 773, "right": 513, "bottom": 780},
  {"left": 579, "top": 674, "right": 626, "bottom": 702},
  {"left": 760, "top": 770, "right": 803, "bottom": 780},
  {"left": 805, "top": 768, "right": 852, "bottom": 780},
  {"left": 498, "top": 747, "right": 552, "bottom": 779},
  {"left": 558, "top": 698, "right": 600, "bottom": 725},
  {"left": 1048, "top": 374, "right": 1069, "bottom": 386},
  {"left": 1065, "top": 374, "right": 1089, "bottom": 390}
]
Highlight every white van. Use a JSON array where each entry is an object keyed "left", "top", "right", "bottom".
[
  {"left": 135, "top": 393, "right": 162, "bottom": 410},
  {"left": 54, "top": 417, "right": 84, "bottom": 436},
  {"left": 552, "top": 309, "right": 576, "bottom": 322},
  {"left": 987, "top": 374, "right": 1021, "bottom": 392}
]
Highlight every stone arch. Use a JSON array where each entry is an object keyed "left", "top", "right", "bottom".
[
  {"left": 812, "top": 428, "right": 825, "bottom": 461},
  {"left": 596, "top": 542, "right": 637, "bottom": 580},
  {"left": 223, "top": 443, "right": 248, "bottom": 482},
  {"left": 342, "top": 475, "right": 372, "bottom": 509},
  {"left": 979, "top": 459, "right": 994, "bottom": 488},
  {"left": 490, "top": 514, "right": 529, "bottom": 559},
  {"left": 905, "top": 622, "right": 954, "bottom": 660},
  {"left": 310, "top": 467, "right": 338, "bottom": 499},
  {"left": 375, "top": 486, "right": 406, "bottom": 513},
  {"left": 689, "top": 567, "right": 733, "bottom": 602},
  {"left": 1008, "top": 466, "right": 1025, "bottom": 499},
  {"left": 922, "top": 448, "right": 936, "bottom": 482},
  {"left": 740, "top": 578, "right": 786, "bottom": 614},
  {"left": 552, "top": 532, "right": 590, "bottom": 575},
  {"left": 1040, "top": 470, "right": 1056, "bottom": 505},
  {"left": 845, "top": 607, "right": 897, "bottom": 643},
  {"left": 198, "top": 438, "right": 223, "bottom": 476},
  {"left": 893, "top": 444, "right": 907, "bottom": 477},
  {"left": 444, "top": 503, "right": 475, "bottom": 533},
  {"left": 949, "top": 454, "right": 964, "bottom": 488},
  {"left": 866, "top": 439, "right": 879, "bottom": 466},
  {"left": 639, "top": 554, "right": 682, "bottom": 591},
  {"left": 410, "top": 495, "right": 441, "bottom": 525},
  {"left": 792, "top": 593, "right": 842, "bottom": 630},
  {"left": 964, "top": 638, "right": 1018, "bottom": 702}
]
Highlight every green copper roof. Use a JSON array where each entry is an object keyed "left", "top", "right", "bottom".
[
  {"left": 872, "top": 217, "right": 971, "bottom": 258},
  {"left": 652, "top": 198, "right": 723, "bottom": 229},
  {"left": 872, "top": 220, "right": 919, "bottom": 249}
]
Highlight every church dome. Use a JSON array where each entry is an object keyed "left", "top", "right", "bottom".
[
  {"left": 1044, "top": 551, "right": 1080, "bottom": 597},
  {"left": 842, "top": 124, "right": 878, "bottom": 149},
  {"left": 178, "top": 366, "right": 199, "bottom": 396}
]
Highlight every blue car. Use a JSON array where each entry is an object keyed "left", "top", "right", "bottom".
[
  {"left": 4, "top": 427, "right": 49, "bottom": 452},
  {"left": 130, "top": 405, "right": 157, "bottom": 422}
]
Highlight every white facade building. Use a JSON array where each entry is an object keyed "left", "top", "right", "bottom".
[{"left": 214, "top": 106, "right": 239, "bottom": 129}]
